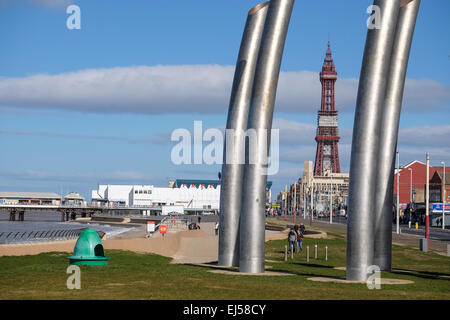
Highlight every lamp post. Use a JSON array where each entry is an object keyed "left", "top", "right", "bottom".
[
  {"left": 441, "top": 161, "right": 446, "bottom": 230},
  {"left": 310, "top": 183, "right": 314, "bottom": 226},
  {"left": 396, "top": 151, "right": 400, "bottom": 234},
  {"left": 408, "top": 167, "right": 412, "bottom": 228},
  {"left": 303, "top": 182, "right": 306, "bottom": 220},
  {"left": 425, "top": 153, "right": 430, "bottom": 249},
  {"left": 293, "top": 182, "right": 297, "bottom": 224},
  {"left": 330, "top": 173, "right": 333, "bottom": 224}
]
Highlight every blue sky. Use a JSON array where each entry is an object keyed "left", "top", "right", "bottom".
[{"left": 0, "top": 0, "right": 449, "bottom": 199}]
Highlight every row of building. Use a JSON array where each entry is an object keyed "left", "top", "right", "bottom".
[
  {"left": 393, "top": 160, "right": 449, "bottom": 208},
  {"left": 1, "top": 179, "right": 273, "bottom": 213},
  {"left": 91, "top": 179, "right": 272, "bottom": 211},
  {"left": 276, "top": 159, "right": 449, "bottom": 223},
  {"left": 276, "top": 161, "right": 349, "bottom": 215}
]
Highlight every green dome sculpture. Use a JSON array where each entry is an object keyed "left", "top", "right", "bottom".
[{"left": 68, "top": 228, "right": 109, "bottom": 266}]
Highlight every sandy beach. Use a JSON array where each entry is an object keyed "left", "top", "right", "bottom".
[{"left": 0, "top": 222, "right": 290, "bottom": 264}]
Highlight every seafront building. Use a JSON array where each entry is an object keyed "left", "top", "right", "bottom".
[
  {"left": 276, "top": 161, "right": 349, "bottom": 216},
  {"left": 91, "top": 179, "right": 221, "bottom": 210},
  {"left": 0, "top": 192, "right": 87, "bottom": 206},
  {"left": 0, "top": 192, "right": 62, "bottom": 206},
  {"left": 91, "top": 179, "right": 273, "bottom": 212}
]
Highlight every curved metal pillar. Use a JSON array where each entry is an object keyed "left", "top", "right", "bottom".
[
  {"left": 346, "top": 0, "right": 401, "bottom": 281},
  {"left": 374, "top": 0, "right": 421, "bottom": 271},
  {"left": 218, "top": 2, "right": 269, "bottom": 267},
  {"left": 239, "top": 0, "right": 295, "bottom": 274}
]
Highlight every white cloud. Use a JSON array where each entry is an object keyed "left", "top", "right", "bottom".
[
  {"left": 398, "top": 125, "right": 450, "bottom": 148},
  {"left": 29, "top": 0, "right": 73, "bottom": 8},
  {"left": 0, "top": 0, "right": 73, "bottom": 7},
  {"left": 0, "top": 169, "right": 153, "bottom": 184},
  {"left": 0, "top": 65, "right": 448, "bottom": 115},
  {"left": 0, "top": 128, "right": 166, "bottom": 145}
]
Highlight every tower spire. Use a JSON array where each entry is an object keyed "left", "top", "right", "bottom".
[{"left": 313, "top": 42, "right": 341, "bottom": 176}]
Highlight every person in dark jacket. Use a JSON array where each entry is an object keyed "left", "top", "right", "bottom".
[
  {"left": 296, "top": 228, "right": 304, "bottom": 253},
  {"left": 299, "top": 223, "right": 305, "bottom": 236}
]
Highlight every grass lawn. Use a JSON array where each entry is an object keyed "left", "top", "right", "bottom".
[{"left": 0, "top": 231, "right": 449, "bottom": 299}]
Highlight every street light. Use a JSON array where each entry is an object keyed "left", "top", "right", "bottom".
[
  {"left": 408, "top": 168, "right": 412, "bottom": 228},
  {"left": 441, "top": 161, "right": 446, "bottom": 230},
  {"left": 303, "top": 182, "right": 306, "bottom": 220},
  {"left": 425, "top": 153, "right": 430, "bottom": 249},
  {"left": 330, "top": 173, "right": 333, "bottom": 224},
  {"left": 310, "top": 182, "right": 314, "bottom": 226},
  {"left": 396, "top": 151, "right": 400, "bottom": 234}
]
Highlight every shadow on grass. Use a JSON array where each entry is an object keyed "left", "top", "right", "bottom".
[
  {"left": 391, "top": 268, "right": 450, "bottom": 280},
  {"left": 267, "top": 268, "right": 346, "bottom": 281},
  {"left": 183, "top": 260, "right": 345, "bottom": 280},
  {"left": 184, "top": 262, "right": 238, "bottom": 272},
  {"left": 289, "top": 262, "right": 335, "bottom": 269}
]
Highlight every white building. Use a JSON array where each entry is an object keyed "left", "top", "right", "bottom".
[{"left": 91, "top": 179, "right": 221, "bottom": 210}]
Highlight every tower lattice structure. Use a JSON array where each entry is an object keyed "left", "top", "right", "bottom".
[{"left": 314, "top": 42, "right": 341, "bottom": 176}]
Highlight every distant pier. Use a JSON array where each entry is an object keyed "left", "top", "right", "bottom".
[{"left": 0, "top": 204, "right": 216, "bottom": 222}]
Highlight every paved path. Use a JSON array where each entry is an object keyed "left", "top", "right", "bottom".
[
  {"left": 272, "top": 216, "right": 450, "bottom": 255},
  {"left": 0, "top": 222, "right": 289, "bottom": 264}
]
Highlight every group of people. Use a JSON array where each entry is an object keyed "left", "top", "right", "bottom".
[{"left": 288, "top": 223, "right": 305, "bottom": 254}]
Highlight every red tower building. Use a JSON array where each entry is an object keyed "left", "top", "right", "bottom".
[{"left": 314, "top": 42, "right": 341, "bottom": 176}]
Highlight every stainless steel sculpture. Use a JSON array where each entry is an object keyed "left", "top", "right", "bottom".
[
  {"left": 239, "top": 0, "right": 295, "bottom": 274},
  {"left": 346, "top": 0, "right": 402, "bottom": 281},
  {"left": 373, "top": 0, "right": 421, "bottom": 271},
  {"left": 218, "top": 2, "right": 269, "bottom": 267}
]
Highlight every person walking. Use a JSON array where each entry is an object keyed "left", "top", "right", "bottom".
[
  {"left": 288, "top": 228, "right": 296, "bottom": 254},
  {"left": 214, "top": 222, "right": 219, "bottom": 236},
  {"left": 296, "top": 227, "right": 303, "bottom": 254},
  {"left": 299, "top": 223, "right": 305, "bottom": 236}
]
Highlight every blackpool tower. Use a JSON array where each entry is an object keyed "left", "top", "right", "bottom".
[{"left": 314, "top": 42, "right": 341, "bottom": 176}]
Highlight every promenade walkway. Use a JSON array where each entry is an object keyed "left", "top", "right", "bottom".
[
  {"left": 0, "top": 222, "right": 289, "bottom": 264},
  {"left": 272, "top": 216, "right": 449, "bottom": 255}
]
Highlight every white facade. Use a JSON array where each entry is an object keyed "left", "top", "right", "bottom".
[{"left": 91, "top": 184, "right": 221, "bottom": 210}]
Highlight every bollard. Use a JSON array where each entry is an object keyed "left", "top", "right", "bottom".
[
  {"left": 284, "top": 245, "right": 288, "bottom": 261},
  {"left": 408, "top": 221, "right": 411, "bottom": 229},
  {"left": 306, "top": 246, "right": 309, "bottom": 262},
  {"left": 419, "top": 238, "right": 427, "bottom": 252},
  {"left": 291, "top": 248, "right": 294, "bottom": 260},
  {"left": 415, "top": 222, "right": 418, "bottom": 229},
  {"left": 314, "top": 244, "right": 318, "bottom": 259},
  {"left": 325, "top": 245, "right": 328, "bottom": 261},
  {"left": 447, "top": 244, "right": 450, "bottom": 257}
]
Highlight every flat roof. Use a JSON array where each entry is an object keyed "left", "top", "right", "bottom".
[
  {"left": 64, "top": 192, "right": 85, "bottom": 200},
  {"left": 175, "top": 179, "right": 272, "bottom": 190},
  {"left": 0, "top": 192, "right": 62, "bottom": 199}
]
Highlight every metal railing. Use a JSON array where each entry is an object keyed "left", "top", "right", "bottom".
[
  {"left": 155, "top": 216, "right": 190, "bottom": 232},
  {"left": 0, "top": 228, "right": 105, "bottom": 244}
]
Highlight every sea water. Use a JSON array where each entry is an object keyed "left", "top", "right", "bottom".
[{"left": 0, "top": 211, "right": 136, "bottom": 244}]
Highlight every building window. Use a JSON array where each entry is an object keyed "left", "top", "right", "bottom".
[{"left": 430, "top": 189, "right": 440, "bottom": 202}]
